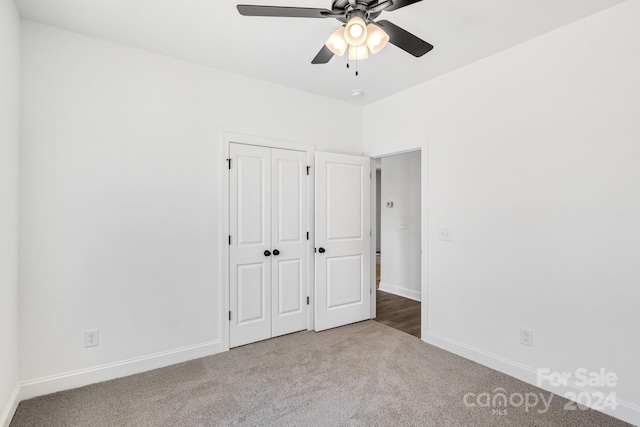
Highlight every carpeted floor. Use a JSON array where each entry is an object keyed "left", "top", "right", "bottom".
[{"left": 11, "top": 321, "right": 630, "bottom": 426}]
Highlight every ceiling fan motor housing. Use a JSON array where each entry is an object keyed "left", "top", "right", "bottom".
[{"left": 332, "top": 0, "right": 383, "bottom": 23}]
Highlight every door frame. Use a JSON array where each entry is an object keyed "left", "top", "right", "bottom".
[
  {"left": 220, "top": 132, "right": 315, "bottom": 352},
  {"left": 368, "top": 145, "right": 428, "bottom": 336}
]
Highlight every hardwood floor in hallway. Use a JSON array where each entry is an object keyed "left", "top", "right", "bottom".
[{"left": 374, "top": 290, "right": 421, "bottom": 338}]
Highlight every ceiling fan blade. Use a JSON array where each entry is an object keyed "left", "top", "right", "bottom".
[
  {"left": 311, "top": 45, "right": 334, "bottom": 64},
  {"left": 384, "top": 0, "right": 423, "bottom": 12},
  {"left": 376, "top": 20, "right": 433, "bottom": 57},
  {"left": 237, "top": 5, "right": 332, "bottom": 18}
]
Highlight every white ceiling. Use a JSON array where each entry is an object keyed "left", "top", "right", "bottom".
[{"left": 15, "top": 0, "right": 624, "bottom": 105}]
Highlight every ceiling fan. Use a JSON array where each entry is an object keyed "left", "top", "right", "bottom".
[{"left": 237, "top": 0, "right": 433, "bottom": 64}]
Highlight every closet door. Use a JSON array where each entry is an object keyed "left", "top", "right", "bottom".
[
  {"left": 229, "top": 143, "right": 272, "bottom": 348},
  {"left": 271, "top": 148, "right": 308, "bottom": 337}
]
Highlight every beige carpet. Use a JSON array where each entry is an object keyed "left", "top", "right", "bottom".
[{"left": 11, "top": 321, "right": 629, "bottom": 426}]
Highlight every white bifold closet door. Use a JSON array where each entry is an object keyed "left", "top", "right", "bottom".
[{"left": 229, "top": 143, "right": 308, "bottom": 348}]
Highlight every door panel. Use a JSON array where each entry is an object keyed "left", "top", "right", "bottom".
[
  {"left": 327, "top": 162, "right": 364, "bottom": 240},
  {"left": 277, "top": 259, "right": 302, "bottom": 315},
  {"left": 230, "top": 144, "right": 272, "bottom": 347},
  {"left": 237, "top": 263, "right": 267, "bottom": 323},
  {"left": 237, "top": 155, "right": 267, "bottom": 245},
  {"left": 271, "top": 148, "right": 308, "bottom": 337},
  {"left": 326, "top": 255, "right": 363, "bottom": 309},
  {"left": 315, "top": 152, "right": 371, "bottom": 331},
  {"left": 277, "top": 160, "right": 302, "bottom": 243}
]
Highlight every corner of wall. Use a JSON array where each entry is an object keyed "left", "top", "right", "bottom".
[
  {"left": 0, "top": 385, "right": 20, "bottom": 427},
  {"left": 0, "top": 0, "right": 22, "bottom": 425}
]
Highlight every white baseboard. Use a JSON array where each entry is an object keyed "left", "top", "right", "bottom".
[
  {"left": 378, "top": 281, "right": 421, "bottom": 302},
  {"left": 0, "top": 384, "right": 20, "bottom": 427},
  {"left": 423, "top": 332, "right": 640, "bottom": 426},
  {"left": 18, "top": 339, "right": 223, "bottom": 402}
]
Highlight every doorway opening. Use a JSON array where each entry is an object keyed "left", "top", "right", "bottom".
[{"left": 373, "top": 151, "right": 422, "bottom": 338}]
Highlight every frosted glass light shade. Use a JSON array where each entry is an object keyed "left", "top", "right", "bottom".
[
  {"left": 325, "top": 27, "right": 347, "bottom": 56},
  {"left": 366, "top": 23, "right": 390, "bottom": 54},
  {"left": 348, "top": 45, "right": 369, "bottom": 60},
  {"left": 344, "top": 16, "right": 367, "bottom": 46}
]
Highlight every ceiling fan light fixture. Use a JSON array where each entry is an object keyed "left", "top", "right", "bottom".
[
  {"left": 365, "top": 23, "right": 389, "bottom": 54},
  {"left": 349, "top": 23, "right": 363, "bottom": 38},
  {"left": 325, "top": 26, "right": 348, "bottom": 56},
  {"left": 348, "top": 45, "right": 369, "bottom": 61},
  {"left": 237, "top": 1, "right": 435, "bottom": 66},
  {"left": 344, "top": 16, "right": 367, "bottom": 46}
]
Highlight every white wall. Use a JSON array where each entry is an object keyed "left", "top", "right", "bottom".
[
  {"left": 379, "top": 152, "right": 421, "bottom": 301},
  {"left": 364, "top": 1, "right": 640, "bottom": 424},
  {"left": 0, "top": 0, "right": 21, "bottom": 424},
  {"left": 19, "top": 21, "right": 363, "bottom": 391}
]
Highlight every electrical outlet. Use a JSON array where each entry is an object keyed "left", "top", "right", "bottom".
[
  {"left": 520, "top": 328, "right": 532, "bottom": 347},
  {"left": 85, "top": 329, "right": 99, "bottom": 348},
  {"left": 439, "top": 228, "right": 452, "bottom": 241}
]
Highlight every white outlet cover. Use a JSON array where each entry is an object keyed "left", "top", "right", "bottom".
[
  {"left": 85, "top": 329, "right": 99, "bottom": 348},
  {"left": 439, "top": 228, "right": 452, "bottom": 241},
  {"left": 520, "top": 328, "right": 533, "bottom": 347}
]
